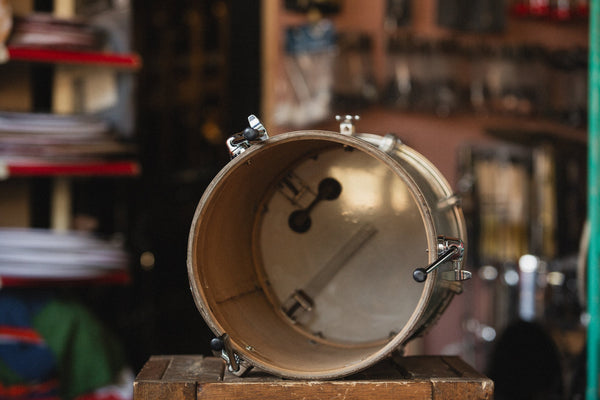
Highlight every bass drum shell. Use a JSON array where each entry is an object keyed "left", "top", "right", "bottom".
[{"left": 187, "top": 130, "right": 466, "bottom": 379}]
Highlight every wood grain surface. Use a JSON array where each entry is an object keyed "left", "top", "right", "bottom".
[{"left": 134, "top": 355, "right": 493, "bottom": 400}]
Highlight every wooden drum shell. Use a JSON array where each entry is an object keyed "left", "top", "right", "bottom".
[{"left": 187, "top": 130, "right": 467, "bottom": 379}]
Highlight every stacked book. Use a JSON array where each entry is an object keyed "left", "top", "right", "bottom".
[
  {"left": 0, "top": 227, "right": 130, "bottom": 286},
  {"left": 8, "top": 13, "right": 106, "bottom": 51},
  {"left": 0, "top": 111, "right": 139, "bottom": 177}
]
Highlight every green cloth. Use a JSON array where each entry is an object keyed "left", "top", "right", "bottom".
[
  {"left": 0, "top": 295, "right": 126, "bottom": 400},
  {"left": 33, "top": 299, "right": 125, "bottom": 400}
]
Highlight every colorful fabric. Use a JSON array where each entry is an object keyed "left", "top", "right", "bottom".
[
  {"left": 0, "top": 292, "right": 56, "bottom": 384},
  {"left": 0, "top": 291, "right": 130, "bottom": 400},
  {"left": 0, "top": 379, "right": 60, "bottom": 400},
  {"left": 0, "top": 326, "right": 45, "bottom": 344}
]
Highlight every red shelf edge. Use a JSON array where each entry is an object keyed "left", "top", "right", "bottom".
[
  {"left": 2, "top": 160, "right": 141, "bottom": 177},
  {"left": 6, "top": 46, "right": 141, "bottom": 69},
  {"left": 0, "top": 270, "right": 131, "bottom": 288}
]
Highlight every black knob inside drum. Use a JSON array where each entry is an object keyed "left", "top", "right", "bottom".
[{"left": 288, "top": 177, "right": 342, "bottom": 233}]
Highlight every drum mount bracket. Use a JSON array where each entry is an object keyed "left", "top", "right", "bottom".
[
  {"left": 413, "top": 236, "right": 471, "bottom": 283},
  {"left": 226, "top": 114, "right": 269, "bottom": 158}
]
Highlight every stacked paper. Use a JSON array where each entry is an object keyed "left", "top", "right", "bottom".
[{"left": 0, "top": 228, "right": 129, "bottom": 282}]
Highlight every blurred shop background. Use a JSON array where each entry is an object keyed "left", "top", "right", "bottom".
[{"left": 0, "top": 0, "right": 592, "bottom": 399}]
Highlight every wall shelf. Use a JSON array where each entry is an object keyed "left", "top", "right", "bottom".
[
  {"left": 0, "top": 159, "right": 140, "bottom": 178},
  {"left": 4, "top": 45, "right": 142, "bottom": 69},
  {"left": 0, "top": 270, "right": 131, "bottom": 288},
  {"left": 0, "top": 7, "right": 140, "bottom": 287}
]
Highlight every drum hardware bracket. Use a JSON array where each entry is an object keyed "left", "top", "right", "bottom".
[
  {"left": 413, "top": 236, "right": 471, "bottom": 282},
  {"left": 281, "top": 289, "right": 314, "bottom": 320},
  {"left": 210, "top": 334, "right": 253, "bottom": 376},
  {"left": 226, "top": 114, "right": 269, "bottom": 158},
  {"left": 277, "top": 172, "right": 315, "bottom": 209},
  {"left": 336, "top": 114, "right": 360, "bottom": 135}
]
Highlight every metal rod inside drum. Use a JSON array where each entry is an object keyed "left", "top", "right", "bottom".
[{"left": 302, "top": 223, "right": 378, "bottom": 299}]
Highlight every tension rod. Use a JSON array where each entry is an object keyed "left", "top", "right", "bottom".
[{"left": 413, "top": 245, "right": 461, "bottom": 283}]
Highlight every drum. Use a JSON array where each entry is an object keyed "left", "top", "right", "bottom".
[{"left": 187, "top": 115, "right": 470, "bottom": 379}]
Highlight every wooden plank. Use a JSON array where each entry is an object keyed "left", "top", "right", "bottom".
[
  {"left": 197, "top": 380, "right": 432, "bottom": 400},
  {"left": 134, "top": 355, "right": 494, "bottom": 400},
  {"left": 394, "top": 356, "right": 494, "bottom": 400},
  {"left": 135, "top": 356, "right": 171, "bottom": 380},
  {"left": 431, "top": 380, "right": 494, "bottom": 400},
  {"left": 134, "top": 356, "right": 226, "bottom": 400},
  {"left": 439, "top": 356, "right": 488, "bottom": 379},
  {"left": 134, "top": 378, "right": 197, "bottom": 400},
  {"left": 162, "top": 356, "right": 225, "bottom": 382},
  {"left": 392, "top": 355, "right": 487, "bottom": 379}
]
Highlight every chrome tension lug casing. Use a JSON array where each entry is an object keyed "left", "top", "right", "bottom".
[
  {"left": 413, "top": 236, "right": 471, "bottom": 283},
  {"left": 437, "top": 194, "right": 461, "bottom": 211},
  {"left": 335, "top": 115, "right": 400, "bottom": 156},
  {"left": 226, "top": 114, "right": 269, "bottom": 158},
  {"left": 378, "top": 133, "right": 399, "bottom": 154}
]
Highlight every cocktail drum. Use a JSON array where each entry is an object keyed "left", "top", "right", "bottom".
[{"left": 187, "top": 119, "right": 468, "bottom": 379}]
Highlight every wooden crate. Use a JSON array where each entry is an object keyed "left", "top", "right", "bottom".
[{"left": 133, "top": 355, "right": 493, "bottom": 400}]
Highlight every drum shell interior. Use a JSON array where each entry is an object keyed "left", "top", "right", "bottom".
[{"left": 187, "top": 131, "right": 465, "bottom": 379}]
